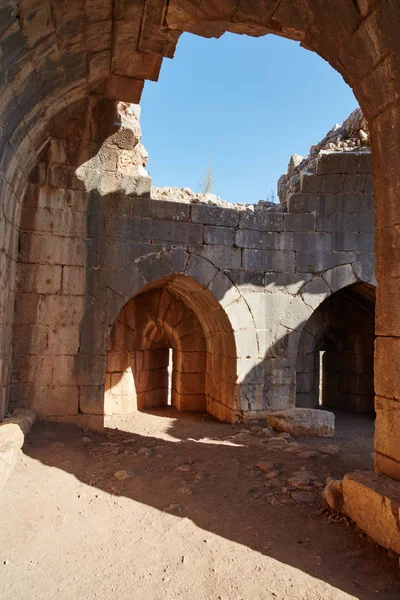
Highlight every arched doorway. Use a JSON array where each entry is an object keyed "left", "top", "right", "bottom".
[
  {"left": 104, "top": 274, "right": 237, "bottom": 422},
  {"left": 296, "top": 283, "right": 375, "bottom": 413}
]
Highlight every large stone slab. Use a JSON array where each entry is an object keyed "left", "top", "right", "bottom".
[
  {"left": 343, "top": 470, "right": 400, "bottom": 554},
  {"left": 0, "top": 409, "right": 37, "bottom": 491},
  {"left": 267, "top": 408, "right": 335, "bottom": 437}
]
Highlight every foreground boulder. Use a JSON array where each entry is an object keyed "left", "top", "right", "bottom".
[{"left": 267, "top": 408, "right": 335, "bottom": 437}]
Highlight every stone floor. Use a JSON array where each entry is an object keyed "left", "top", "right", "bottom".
[{"left": 0, "top": 409, "right": 399, "bottom": 600}]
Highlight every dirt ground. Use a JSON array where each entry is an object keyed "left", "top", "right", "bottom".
[{"left": 1, "top": 408, "right": 399, "bottom": 600}]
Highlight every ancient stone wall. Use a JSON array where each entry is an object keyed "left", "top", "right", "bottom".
[{"left": 9, "top": 108, "right": 375, "bottom": 427}]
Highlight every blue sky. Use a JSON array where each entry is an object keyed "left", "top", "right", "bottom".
[{"left": 140, "top": 33, "right": 357, "bottom": 204}]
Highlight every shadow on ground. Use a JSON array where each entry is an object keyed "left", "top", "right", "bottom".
[{"left": 21, "top": 409, "right": 400, "bottom": 600}]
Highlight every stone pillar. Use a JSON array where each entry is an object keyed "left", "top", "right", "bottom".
[{"left": 371, "top": 105, "right": 400, "bottom": 481}]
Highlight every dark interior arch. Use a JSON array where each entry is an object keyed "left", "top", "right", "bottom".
[{"left": 296, "top": 283, "right": 375, "bottom": 413}]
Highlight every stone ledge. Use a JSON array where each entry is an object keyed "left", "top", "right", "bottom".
[
  {"left": 343, "top": 470, "right": 400, "bottom": 554},
  {"left": 0, "top": 409, "right": 36, "bottom": 491}
]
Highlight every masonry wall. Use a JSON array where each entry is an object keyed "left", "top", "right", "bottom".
[{"left": 10, "top": 146, "right": 375, "bottom": 427}]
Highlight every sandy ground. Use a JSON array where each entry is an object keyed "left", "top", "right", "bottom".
[{"left": 0, "top": 409, "right": 399, "bottom": 600}]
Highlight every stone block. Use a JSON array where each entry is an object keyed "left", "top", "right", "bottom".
[
  {"left": 62, "top": 266, "right": 87, "bottom": 295},
  {"left": 48, "top": 414, "right": 104, "bottom": 431},
  {"left": 286, "top": 193, "right": 321, "bottom": 213},
  {"left": 235, "top": 229, "right": 279, "bottom": 250},
  {"left": 52, "top": 355, "right": 75, "bottom": 386},
  {"left": 300, "top": 172, "right": 324, "bottom": 194},
  {"left": 283, "top": 213, "right": 316, "bottom": 232},
  {"left": 132, "top": 198, "right": 190, "bottom": 221},
  {"left": 12, "top": 324, "right": 47, "bottom": 355},
  {"left": 358, "top": 214, "right": 374, "bottom": 233},
  {"left": 238, "top": 210, "right": 283, "bottom": 232},
  {"left": 191, "top": 204, "right": 239, "bottom": 227},
  {"left": 39, "top": 295, "right": 86, "bottom": 327},
  {"left": 0, "top": 441, "right": 19, "bottom": 491},
  {"left": 17, "top": 263, "right": 62, "bottom": 294},
  {"left": 192, "top": 245, "right": 241, "bottom": 270},
  {"left": 12, "top": 354, "right": 53, "bottom": 385},
  {"left": 375, "top": 339, "right": 400, "bottom": 401},
  {"left": 344, "top": 173, "right": 366, "bottom": 194},
  {"left": 292, "top": 232, "right": 332, "bottom": 253},
  {"left": 365, "top": 174, "right": 374, "bottom": 194},
  {"left": 317, "top": 213, "right": 359, "bottom": 233},
  {"left": 242, "top": 249, "right": 295, "bottom": 273},
  {"left": 207, "top": 271, "right": 240, "bottom": 306},
  {"left": 174, "top": 391, "right": 206, "bottom": 411},
  {"left": 43, "top": 385, "right": 79, "bottom": 417},
  {"left": 317, "top": 151, "right": 359, "bottom": 175},
  {"left": 267, "top": 408, "right": 335, "bottom": 437},
  {"left": 75, "top": 354, "right": 107, "bottom": 386},
  {"left": 170, "top": 247, "right": 188, "bottom": 273},
  {"left": 5, "top": 408, "right": 36, "bottom": 436},
  {"left": 174, "top": 351, "right": 206, "bottom": 373},
  {"left": 374, "top": 396, "right": 400, "bottom": 471},
  {"left": 353, "top": 258, "right": 375, "bottom": 287},
  {"left": 332, "top": 232, "right": 357, "bottom": 251},
  {"left": 343, "top": 470, "right": 400, "bottom": 554},
  {"left": 20, "top": 206, "right": 53, "bottom": 232},
  {"left": 224, "top": 269, "right": 264, "bottom": 292},
  {"left": 136, "top": 251, "right": 172, "bottom": 283},
  {"left": 175, "top": 372, "right": 204, "bottom": 395},
  {"left": 105, "top": 214, "right": 152, "bottom": 242},
  {"left": 322, "top": 263, "right": 357, "bottom": 292},
  {"left": 79, "top": 385, "right": 104, "bottom": 415},
  {"left": 204, "top": 225, "right": 234, "bottom": 246},
  {"left": 152, "top": 219, "right": 203, "bottom": 245},
  {"left": 184, "top": 253, "right": 218, "bottom": 287},
  {"left": 0, "top": 422, "right": 24, "bottom": 451},
  {"left": 19, "top": 233, "right": 87, "bottom": 266},
  {"left": 357, "top": 152, "right": 372, "bottom": 173},
  {"left": 323, "top": 479, "right": 345, "bottom": 512},
  {"left": 47, "top": 324, "right": 80, "bottom": 355},
  {"left": 322, "top": 174, "right": 345, "bottom": 194},
  {"left": 296, "top": 251, "right": 357, "bottom": 274},
  {"left": 355, "top": 232, "right": 374, "bottom": 253}
]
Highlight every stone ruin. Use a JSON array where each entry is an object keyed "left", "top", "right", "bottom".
[
  {"left": 2, "top": 0, "right": 400, "bottom": 564},
  {"left": 8, "top": 100, "right": 374, "bottom": 429}
]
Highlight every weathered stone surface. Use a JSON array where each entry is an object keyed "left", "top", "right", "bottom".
[
  {"left": 0, "top": 98, "right": 375, "bottom": 427},
  {"left": 0, "top": 408, "right": 36, "bottom": 490},
  {"left": 267, "top": 408, "right": 335, "bottom": 437},
  {"left": 343, "top": 471, "right": 400, "bottom": 554},
  {"left": 323, "top": 479, "right": 344, "bottom": 512}
]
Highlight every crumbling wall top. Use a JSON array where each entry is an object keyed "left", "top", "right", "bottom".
[{"left": 278, "top": 108, "right": 371, "bottom": 203}]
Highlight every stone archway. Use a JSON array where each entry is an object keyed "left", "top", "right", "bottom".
[
  {"left": 296, "top": 282, "right": 376, "bottom": 413},
  {"left": 104, "top": 275, "right": 237, "bottom": 422},
  {"left": 2, "top": 2, "right": 399, "bottom": 482},
  {"left": 2, "top": 0, "right": 400, "bottom": 552}
]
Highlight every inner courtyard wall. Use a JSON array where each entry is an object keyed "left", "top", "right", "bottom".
[{"left": 10, "top": 137, "right": 375, "bottom": 427}]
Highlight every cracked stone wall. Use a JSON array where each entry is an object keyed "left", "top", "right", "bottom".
[{"left": 9, "top": 102, "right": 375, "bottom": 427}]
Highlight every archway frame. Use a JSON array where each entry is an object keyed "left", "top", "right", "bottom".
[{"left": 103, "top": 273, "right": 238, "bottom": 421}]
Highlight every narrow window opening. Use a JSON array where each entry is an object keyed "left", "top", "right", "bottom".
[
  {"left": 318, "top": 350, "right": 325, "bottom": 406},
  {"left": 167, "top": 348, "right": 173, "bottom": 406}
]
